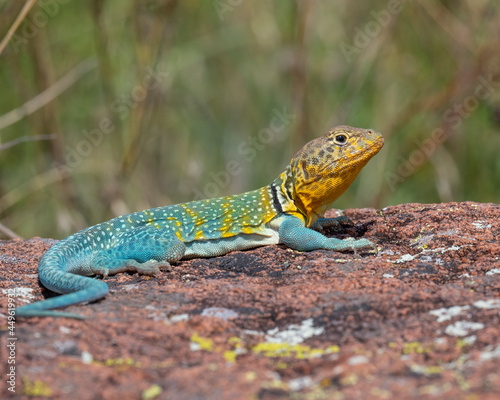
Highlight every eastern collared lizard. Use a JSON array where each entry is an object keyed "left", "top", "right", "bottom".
[{"left": 16, "top": 125, "right": 383, "bottom": 318}]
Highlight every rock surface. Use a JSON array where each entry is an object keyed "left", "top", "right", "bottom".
[{"left": 1, "top": 201, "right": 499, "bottom": 399}]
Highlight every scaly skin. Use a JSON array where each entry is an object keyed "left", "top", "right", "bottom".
[{"left": 16, "top": 125, "right": 383, "bottom": 318}]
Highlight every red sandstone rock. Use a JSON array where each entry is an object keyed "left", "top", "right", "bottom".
[{"left": 1, "top": 202, "right": 499, "bottom": 399}]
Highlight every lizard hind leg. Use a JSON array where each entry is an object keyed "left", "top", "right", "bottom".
[
  {"left": 89, "top": 257, "right": 172, "bottom": 278},
  {"left": 89, "top": 226, "right": 186, "bottom": 277}
]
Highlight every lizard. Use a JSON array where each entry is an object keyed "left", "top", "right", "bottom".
[{"left": 16, "top": 125, "right": 383, "bottom": 318}]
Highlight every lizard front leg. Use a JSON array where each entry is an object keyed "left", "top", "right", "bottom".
[{"left": 278, "top": 215, "right": 374, "bottom": 252}]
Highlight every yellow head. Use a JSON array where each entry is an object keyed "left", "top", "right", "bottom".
[{"left": 279, "top": 125, "right": 384, "bottom": 226}]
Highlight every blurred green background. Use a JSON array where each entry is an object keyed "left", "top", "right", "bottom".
[{"left": 0, "top": 0, "right": 499, "bottom": 239}]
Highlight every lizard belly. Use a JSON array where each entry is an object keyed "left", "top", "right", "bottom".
[{"left": 182, "top": 228, "right": 280, "bottom": 259}]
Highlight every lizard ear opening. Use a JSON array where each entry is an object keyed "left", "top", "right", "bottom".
[{"left": 300, "top": 160, "right": 310, "bottom": 181}]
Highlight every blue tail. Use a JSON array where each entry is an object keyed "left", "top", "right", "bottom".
[
  {"left": 16, "top": 243, "right": 109, "bottom": 319},
  {"left": 15, "top": 278, "right": 108, "bottom": 319}
]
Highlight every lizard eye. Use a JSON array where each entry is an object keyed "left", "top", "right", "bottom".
[{"left": 334, "top": 134, "right": 348, "bottom": 145}]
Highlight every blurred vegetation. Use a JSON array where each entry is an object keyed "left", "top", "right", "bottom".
[{"left": 0, "top": 0, "right": 499, "bottom": 239}]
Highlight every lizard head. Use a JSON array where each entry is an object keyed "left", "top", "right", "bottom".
[{"left": 280, "top": 125, "right": 384, "bottom": 226}]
